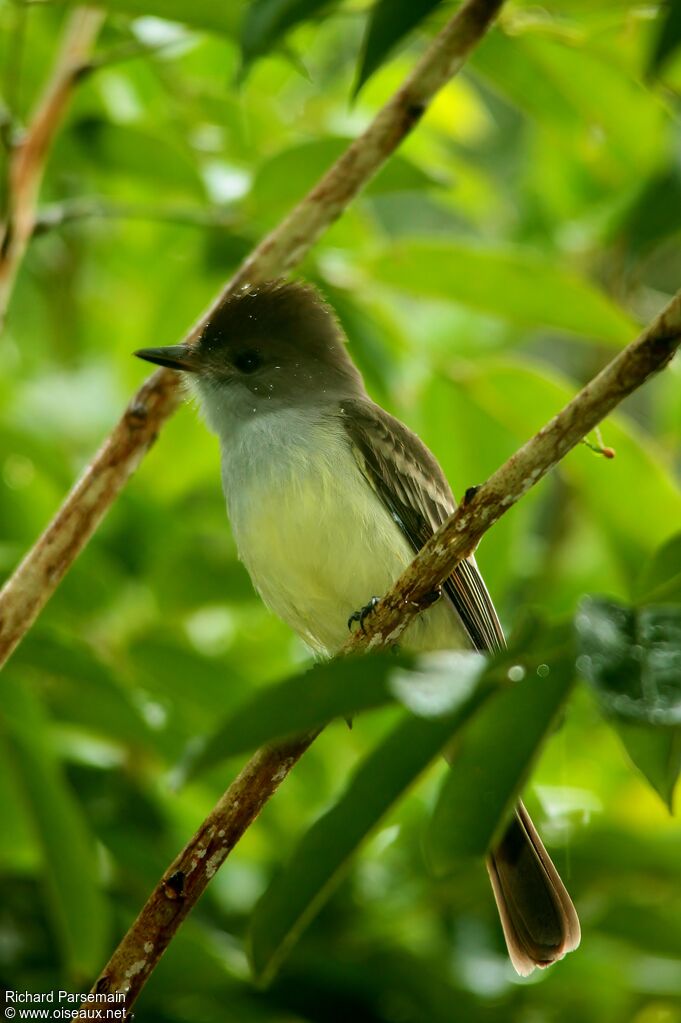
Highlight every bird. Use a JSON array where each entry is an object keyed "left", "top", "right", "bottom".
[{"left": 135, "top": 277, "right": 580, "bottom": 975}]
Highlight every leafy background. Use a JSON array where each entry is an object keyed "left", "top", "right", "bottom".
[{"left": 1, "top": 1, "right": 681, "bottom": 1020}]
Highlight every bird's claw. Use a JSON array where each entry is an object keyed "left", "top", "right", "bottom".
[{"left": 347, "top": 595, "right": 381, "bottom": 633}]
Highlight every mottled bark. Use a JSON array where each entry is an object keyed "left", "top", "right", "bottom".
[{"left": 80, "top": 737, "right": 317, "bottom": 1018}]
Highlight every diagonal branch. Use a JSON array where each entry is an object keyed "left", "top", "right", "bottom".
[
  {"left": 0, "top": 6, "right": 105, "bottom": 328},
  {"left": 79, "top": 285, "right": 680, "bottom": 1017},
  {"left": 344, "top": 291, "right": 681, "bottom": 654},
  {"left": 0, "top": 0, "right": 506, "bottom": 670},
  {"left": 32, "top": 197, "right": 238, "bottom": 234}
]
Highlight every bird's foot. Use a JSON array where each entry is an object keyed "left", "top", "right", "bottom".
[{"left": 347, "top": 595, "right": 381, "bottom": 633}]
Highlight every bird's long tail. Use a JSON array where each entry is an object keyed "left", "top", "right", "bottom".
[{"left": 486, "top": 802, "right": 580, "bottom": 976}]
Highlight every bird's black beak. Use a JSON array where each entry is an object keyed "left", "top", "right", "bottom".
[{"left": 134, "top": 344, "right": 203, "bottom": 373}]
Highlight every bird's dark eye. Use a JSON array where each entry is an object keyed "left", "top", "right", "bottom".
[{"left": 234, "top": 349, "right": 262, "bottom": 374}]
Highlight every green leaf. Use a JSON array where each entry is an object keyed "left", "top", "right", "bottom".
[
  {"left": 450, "top": 359, "right": 681, "bottom": 587},
  {"left": 11, "top": 629, "right": 152, "bottom": 748},
  {"left": 68, "top": 119, "right": 205, "bottom": 197},
  {"left": 473, "top": 31, "right": 663, "bottom": 181},
  {"left": 365, "top": 240, "right": 637, "bottom": 342},
  {"left": 59, "top": 0, "right": 241, "bottom": 35},
  {"left": 182, "top": 651, "right": 413, "bottom": 778},
  {"left": 249, "top": 671, "right": 493, "bottom": 984},
  {"left": 251, "top": 138, "right": 441, "bottom": 221},
  {"left": 355, "top": 0, "right": 444, "bottom": 95},
  {"left": 620, "top": 166, "right": 681, "bottom": 255},
  {"left": 181, "top": 648, "right": 489, "bottom": 779},
  {"left": 648, "top": 0, "right": 681, "bottom": 77},
  {"left": 612, "top": 721, "right": 681, "bottom": 813},
  {"left": 425, "top": 626, "right": 576, "bottom": 872},
  {"left": 576, "top": 598, "right": 681, "bottom": 809},
  {"left": 0, "top": 732, "right": 38, "bottom": 871},
  {"left": 597, "top": 899, "right": 681, "bottom": 960},
  {"left": 576, "top": 599, "right": 681, "bottom": 726},
  {"left": 241, "top": 0, "right": 337, "bottom": 66},
  {"left": 635, "top": 531, "right": 681, "bottom": 605},
  {"left": 0, "top": 682, "right": 109, "bottom": 976}
]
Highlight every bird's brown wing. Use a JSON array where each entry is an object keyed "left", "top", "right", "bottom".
[
  {"left": 341, "top": 403, "right": 580, "bottom": 975},
  {"left": 339, "top": 398, "right": 504, "bottom": 653}
]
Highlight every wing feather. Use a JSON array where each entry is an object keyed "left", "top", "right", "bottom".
[{"left": 340, "top": 398, "right": 504, "bottom": 653}]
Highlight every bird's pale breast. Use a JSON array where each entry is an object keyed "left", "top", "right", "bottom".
[{"left": 219, "top": 408, "right": 467, "bottom": 655}]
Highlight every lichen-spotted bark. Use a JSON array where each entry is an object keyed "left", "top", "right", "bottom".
[{"left": 77, "top": 737, "right": 315, "bottom": 1017}]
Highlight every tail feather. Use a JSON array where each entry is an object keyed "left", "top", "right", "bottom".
[{"left": 486, "top": 802, "right": 580, "bottom": 976}]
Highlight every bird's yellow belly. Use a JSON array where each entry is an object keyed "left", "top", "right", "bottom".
[{"left": 225, "top": 426, "right": 466, "bottom": 655}]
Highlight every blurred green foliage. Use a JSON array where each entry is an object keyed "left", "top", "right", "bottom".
[{"left": 1, "top": 1, "right": 681, "bottom": 1021}]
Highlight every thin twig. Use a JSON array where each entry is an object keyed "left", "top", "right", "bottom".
[
  {"left": 84, "top": 36, "right": 184, "bottom": 73},
  {"left": 0, "top": 0, "right": 506, "bottom": 670},
  {"left": 79, "top": 285, "right": 680, "bottom": 1017},
  {"left": 32, "top": 197, "right": 238, "bottom": 234},
  {"left": 0, "top": 6, "right": 105, "bottom": 328}
]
